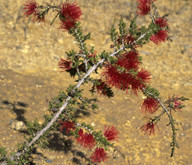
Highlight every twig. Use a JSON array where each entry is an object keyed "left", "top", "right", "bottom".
[
  {"left": 74, "top": 29, "right": 90, "bottom": 71},
  {"left": 142, "top": 87, "right": 177, "bottom": 157},
  {"left": 1, "top": 30, "right": 150, "bottom": 164},
  {"left": 1, "top": 47, "right": 124, "bottom": 165},
  {"left": 157, "top": 98, "right": 177, "bottom": 157}
]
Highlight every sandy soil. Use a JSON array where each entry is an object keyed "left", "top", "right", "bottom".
[{"left": 0, "top": 0, "right": 192, "bottom": 164}]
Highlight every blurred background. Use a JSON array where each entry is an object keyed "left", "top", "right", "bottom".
[{"left": 0, "top": 0, "right": 191, "bottom": 164}]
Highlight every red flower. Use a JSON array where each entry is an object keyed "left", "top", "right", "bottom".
[
  {"left": 76, "top": 128, "right": 84, "bottom": 143},
  {"left": 117, "top": 51, "right": 141, "bottom": 70},
  {"left": 58, "top": 58, "right": 72, "bottom": 71},
  {"left": 125, "top": 35, "right": 135, "bottom": 45},
  {"left": 173, "top": 99, "right": 182, "bottom": 109},
  {"left": 155, "top": 17, "right": 168, "bottom": 28},
  {"left": 117, "top": 34, "right": 135, "bottom": 46},
  {"left": 95, "top": 80, "right": 107, "bottom": 95},
  {"left": 82, "top": 133, "right": 96, "bottom": 149},
  {"left": 33, "top": 12, "right": 45, "bottom": 22},
  {"left": 60, "top": 19, "right": 76, "bottom": 30},
  {"left": 104, "top": 126, "right": 119, "bottom": 141},
  {"left": 137, "top": 68, "right": 151, "bottom": 83},
  {"left": 103, "top": 64, "right": 131, "bottom": 90},
  {"left": 92, "top": 79, "right": 112, "bottom": 97},
  {"left": 59, "top": 121, "right": 75, "bottom": 134},
  {"left": 76, "top": 129, "right": 96, "bottom": 149},
  {"left": 150, "top": 30, "right": 168, "bottom": 45},
  {"left": 137, "top": 0, "right": 151, "bottom": 16},
  {"left": 130, "top": 77, "right": 145, "bottom": 95},
  {"left": 140, "top": 121, "right": 158, "bottom": 135},
  {"left": 142, "top": 97, "right": 159, "bottom": 113},
  {"left": 59, "top": 2, "right": 82, "bottom": 30},
  {"left": 23, "top": 0, "right": 38, "bottom": 17},
  {"left": 103, "top": 64, "right": 147, "bottom": 94},
  {"left": 171, "top": 97, "right": 183, "bottom": 111},
  {"left": 90, "top": 148, "right": 108, "bottom": 163}
]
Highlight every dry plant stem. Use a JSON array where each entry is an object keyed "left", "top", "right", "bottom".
[
  {"left": 157, "top": 98, "right": 177, "bottom": 157},
  {"left": 1, "top": 47, "right": 122, "bottom": 164},
  {"left": 149, "top": 12, "right": 155, "bottom": 23},
  {"left": 2, "top": 30, "right": 151, "bottom": 164},
  {"left": 134, "top": 30, "right": 151, "bottom": 44},
  {"left": 75, "top": 29, "right": 85, "bottom": 53},
  {"left": 74, "top": 29, "right": 88, "bottom": 71},
  {"left": 143, "top": 87, "right": 177, "bottom": 157}
]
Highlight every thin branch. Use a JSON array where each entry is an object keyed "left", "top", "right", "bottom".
[
  {"left": 74, "top": 29, "right": 89, "bottom": 71},
  {"left": 1, "top": 30, "right": 151, "bottom": 164},
  {"left": 142, "top": 88, "right": 177, "bottom": 157},
  {"left": 149, "top": 12, "right": 155, "bottom": 23},
  {"left": 134, "top": 30, "right": 151, "bottom": 44},
  {"left": 1, "top": 47, "right": 124, "bottom": 165},
  {"left": 157, "top": 98, "right": 177, "bottom": 157}
]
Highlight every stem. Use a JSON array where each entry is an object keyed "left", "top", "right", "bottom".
[
  {"left": 50, "top": 12, "right": 59, "bottom": 25},
  {"left": 149, "top": 12, "right": 155, "bottom": 23},
  {"left": 157, "top": 99, "right": 177, "bottom": 157},
  {"left": 74, "top": 29, "right": 86, "bottom": 53},
  {"left": 74, "top": 29, "right": 88, "bottom": 71},
  {"left": 2, "top": 30, "right": 150, "bottom": 164},
  {"left": 143, "top": 88, "right": 177, "bottom": 157},
  {"left": 134, "top": 30, "right": 151, "bottom": 44},
  {"left": 111, "top": 145, "right": 125, "bottom": 159},
  {"left": 2, "top": 47, "right": 124, "bottom": 164}
]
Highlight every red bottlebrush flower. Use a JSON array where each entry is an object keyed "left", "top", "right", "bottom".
[
  {"left": 82, "top": 133, "right": 96, "bottom": 149},
  {"left": 59, "top": 121, "right": 75, "bottom": 134},
  {"left": 33, "top": 12, "right": 45, "bottom": 22},
  {"left": 125, "top": 35, "right": 135, "bottom": 45},
  {"left": 76, "top": 129, "right": 96, "bottom": 149},
  {"left": 137, "top": 68, "right": 151, "bottom": 83},
  {"left": 150, "top": 30, "right": 168, "bottom": 45},
  {"left": 170, "top": 97, "right": 183, "bottom": 111},
  {"left": 94, "top": 80, "right": 108, "bottom": 96},
  {"left": 60, "top": 2, "right": 82, "bottom": 21},
  {"left": 59, "top": 2, "right": 82, "bottom": 30},
  {"left": 95, "top": 81, "right": 106, "bottom": 94},
  {"left": 155, "top": 17, "right": 168, "bottom": 28},
  {"left": 23, "top": 0, "right": 38, "bottom": 17},
  {"left": 137, "top": 0, "right": 151, "bottom": 16},
  {"left": 76, "top": 129, "right": 84, "bottom": 146},
  {"left": 77, "top": 128, "right": 84, "bottom": 136},
  {"left": 104, "top": 126, "right": 119, "bottom": 141},
  {"left": 117, "top": 51, "right": 141, "bottom": 70},
  {"left": 140, "top": 121, "right": 158, "bottom": 135},
  {"left": 90, "top": 148, "right": 108, "bottom": 163},
  {"left": 173, "top": 99, "right": 182, "bottom": 109},
  {"left": 103, "top": 65, "right": 146, "bottom": 94},
  {"left": 142, "top": 97, "right": 159, "bottom": 113},
  {"left": 130, "top": 77, "right": 145, "bottom": 95},
  {"left": 58, "top": 58, "right": 72, "bottom": 71},
  {"left": 60, "top": 19, "right": 76, "bottom": 30},
  {"left": 117, "top": 34, "right": 135, "bottom": 46},
  {"left": 103, "top": 64, "right": 131, "bottom": 90}
]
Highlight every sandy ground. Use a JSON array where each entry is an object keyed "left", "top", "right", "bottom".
[{"left": 0, "top": 0, "right": 192, "bottom": 164}]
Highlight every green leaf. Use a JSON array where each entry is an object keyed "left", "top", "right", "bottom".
[{"left": 130, "top": 15, "right": 138, "bottom": 30}]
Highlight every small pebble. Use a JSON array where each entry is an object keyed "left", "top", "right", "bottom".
[
  {"left": 45, "top": 159, "right": 53, "bottom": 163},
  {"left": 9, "top": 120, "right": 25, "bottom": 131}
]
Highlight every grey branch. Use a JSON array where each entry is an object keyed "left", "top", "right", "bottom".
[{"left": 1, "top": 30, "right": 150, "bottom": 164}]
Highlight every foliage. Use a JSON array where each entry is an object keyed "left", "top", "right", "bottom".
[{"left": 0, "top": 0, "right": 189, "bottom": 164}]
